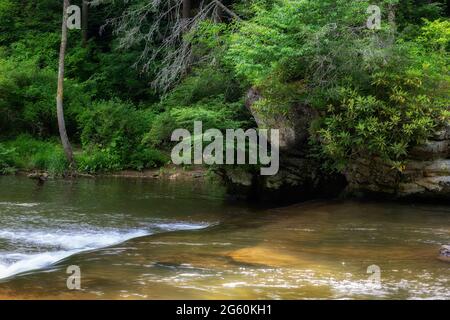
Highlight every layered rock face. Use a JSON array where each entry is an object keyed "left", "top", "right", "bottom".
[
  {"left": 220, "top": 88, "right": 346, "bottom": 201},
  {"left": 345, "top": 125, "right": 450, "bottom": 198},
  {"left": 223, "top": 88, "right": 450, "bottom": 200}
]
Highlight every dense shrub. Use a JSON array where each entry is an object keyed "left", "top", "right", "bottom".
[
  {"left": 417, "top": 19, "right": 450, "bottom": 52},
  {"left": 0, "top": 57, "right": 91, "bottom": 137},
  {"left": 78, "top": 99, "right": 168, "bottom": 171},
  {"left": 147, "top": 98, "right": 251, "bottom": 147},
  {"left": 226, "top": 0, "right": 450, "bottom": 170},
  {"left": 76, "top": 148, "right": 122, "bottom": 173},
  {"left": 317, "top": 30, "right": 449, "bottom": 170},
  {"left": 0, "top": 143, "right": 16, "bottom": 174},
  {"left": 1, "top": 135, "right": 69, "bottom": 175},
  {"left": 161, "top": 67, "right": 244, "bottom": 108},
  {"left": 146, "top": 66, "right": 252, "bottom": 147}
]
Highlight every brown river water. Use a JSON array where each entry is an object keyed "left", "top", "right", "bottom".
[{"left": 0, "top": 176, "right": 448, "bottom": 299}]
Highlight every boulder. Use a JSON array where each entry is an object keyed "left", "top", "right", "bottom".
[
  {"left": 345, "top": 157, "right": 400, "bottom": 195},
  {"left": 27, "top": 172, "right": 49, "bottom": 182},
  {"left": 431, "top": 124, "right": 450, "bottom": 141},
  {"left": 227, "top": 246, "right": 305, "bottom": 267},
  {"left": 225, "top": 89, "right": 450, "bottom": 200},
  {"left": 245, "top": 88, "right": 318, "bottom": 151},
  {"left": 438, "top": 245, "right": 450, "bottom": 263},
  {"left": 220, "top": 88, "right": 346, "bottom": 201}
]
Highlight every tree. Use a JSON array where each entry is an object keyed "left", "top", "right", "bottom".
[
  {"left": 93, "top": 0, "right": 239, "bottom": 91},
  {"left": 57, "top": 0, "right": 76, "bottom": 170},
  {"left": 182, "top": 0, "right": 191, "bottom": 20},
  {"left": 82, "top": 0, "right": 89, "bottom": 47}
]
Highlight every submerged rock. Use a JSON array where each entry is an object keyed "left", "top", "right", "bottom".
[
  {"left": 227, "top": 246, "right": 305, "bottom": 267},
  {"left": 27, "top": 172, "right": 49, "bottom": 182},
  {"left": 438, "top": 245, "right": 450, "bottom": 263}
]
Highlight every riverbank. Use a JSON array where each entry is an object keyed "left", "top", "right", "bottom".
[{"left": 12, "top": 164, "right": 211, "bottom": 182}]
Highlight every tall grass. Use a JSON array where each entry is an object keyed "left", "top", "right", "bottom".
[{"left": 0, "top": 135, "right": 69, "bottom": 175}]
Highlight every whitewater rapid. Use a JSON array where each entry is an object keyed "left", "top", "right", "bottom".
[{"left": 0, "top": 202, "right": 211, "bottom": 280}]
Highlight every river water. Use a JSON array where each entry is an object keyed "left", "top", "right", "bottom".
[{"left": 0, "top": 176, "right": 448, "bottom": 299}]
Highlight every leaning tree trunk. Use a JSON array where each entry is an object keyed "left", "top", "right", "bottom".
[{"left": 57, "top": 0, "right": 75, "bottom": 170}]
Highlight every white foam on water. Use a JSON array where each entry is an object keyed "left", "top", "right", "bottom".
[
  {"left": 0, "top": 202, "right": 40, "bottom": 208},
  {"left": 0, "top": 229, "right": 149, "bottom": 250},
  {"left": 0, "top": 251, "right": 74, "bottom": 280},
  {"left": 151, "top": 222, "right": 211, "bottom": 231},
  {"left": 0, "top": 221, "right": 210, "bottom": 280}
]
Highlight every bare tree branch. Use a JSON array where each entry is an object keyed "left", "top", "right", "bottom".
[{"left": 90, "top": 0, "right": 239, "bottom": 92}]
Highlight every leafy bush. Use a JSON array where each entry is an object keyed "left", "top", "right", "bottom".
[
  {"left": 227, "top": 0, "right": 450, "bottom": 171},
  {"left": 317, "top": 25, "right": 449, "bottom": 170},
  {"left": 147, "top": 97, "right": 250, "bottom": 147},
  {"left": 9, "top": 32, "right": 60, "bottom": 68},
  {"left": 0, "top": 143, "right": 16, "bottom": 174},
  {"left": 146, "top": 65, "right": 251, "bottom": 147},
  {"left": 76, "top": 148, "right": 122, "bottom": 173},
  {"left": 78, "top": 99, "right": 148, "bottom": 148},
  {"left": 417, "top": 19, "right": 450, "bottom": 52},
  {"left": 81, "top": 48, "right": 158, "bottom": 103},
  {"left": 1, "top": 135, "right": 69, "bottom": 175},
  {"left": 161, "top": 65, "right": 244, "bottom": 107},
  {"left": 128, "top": 148, "right": 169, "bottom": 171},
  {"left": 77, "top": 99, "right": 168, "bottom": 171},
  {"left": 76, "top": 146, "right": 168, "bottom": 173},
  {"left": 227, "top": 0, "right": 399, "bottom": 108},
  {"left": 0, "top": 57, "right": 91, "bottom": 137}
]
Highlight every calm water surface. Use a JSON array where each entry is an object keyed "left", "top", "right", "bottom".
[{"left": 0, "top": 176, "right": 448, "bottom": 299}]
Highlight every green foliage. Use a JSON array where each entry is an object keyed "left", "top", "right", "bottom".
[
  {"left": 76, "top": 145, "right": 169, "bottom": 174},
  {"left": 146, "top": 98, "right": 249, "bottom": 147},
  {"left": 396, "top": 0, "right": 446, "bottom": 28},
  {"left": 78, "top": 46, "right": 158, "bottom": 103},
  {"left": 146, "top": 65, "right": 251, "bottom": 147},
  {"left": 78, "top": 99, "right": 168, "bottom": 172},
  {"left": 0, "top": 143, "right": 16, "bottom": 174},
  {"left": 1, "top": 0, "right": 448, "bottom": 177},
  {"left": 1, "top": 135, "right": 69, "bottom": 175},
  {"left": 318, "top": 36, "right": 449, "bottom": 170},
  {"left": 8, "top": 32, "right": 60, "bottom": 68},
  {"left": 417, "top": 19, "right": 450, "bottom": 52},
  {"left": 226, "top": 0, "right": 404, "bottom": 107},
  {"left": 0, "top": 0, "right": 16, "bottom": 45},
  {"left": 0, "top": 57, "right": 91, "bottom": 137},
  {"left": 162, "top": 67, "right": 244, "bottom": 108},
  {"left": 75, "top": 148, "right": 122, "bottom": 173},
  {"left": 227, "top": 0, "right": 450, "bottom": 171}
]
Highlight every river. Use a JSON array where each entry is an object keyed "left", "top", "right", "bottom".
[{"left": 0, "top": 176, "right": 448, "bottom": 299}]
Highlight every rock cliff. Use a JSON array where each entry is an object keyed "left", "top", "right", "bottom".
[
  {"left": 222, "top": 88, "right": 450, "bottom": 201},
  {"left": 219, "top": 88, "right": 346, "bottom": 201},
  {"left": 346, "top": 124, "right": 450, "bottom": 198}
]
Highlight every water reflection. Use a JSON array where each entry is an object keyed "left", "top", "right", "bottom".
[{"left": 0, "top": 176, "right": 448, "bottom": 299}]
